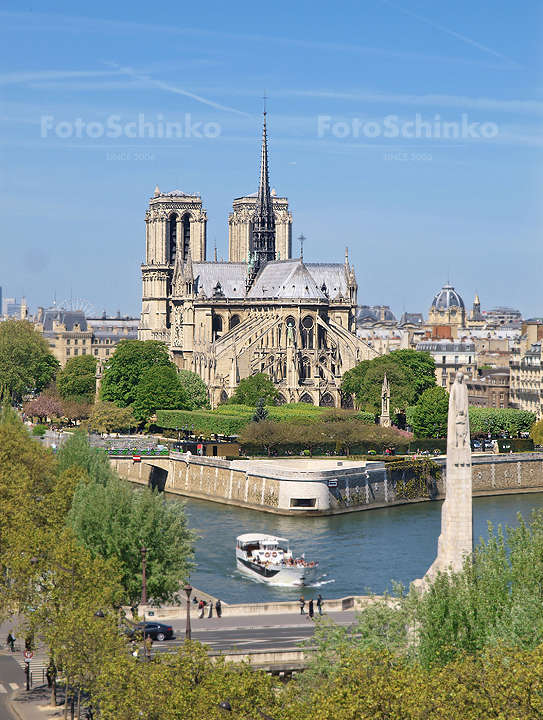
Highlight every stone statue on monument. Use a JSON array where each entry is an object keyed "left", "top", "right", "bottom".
[
  {"left": 416, "top": 370, "right": 473, "bottom": 585},
  {"left": 449, "top": 371, "right": 469, "bottom": 449}
]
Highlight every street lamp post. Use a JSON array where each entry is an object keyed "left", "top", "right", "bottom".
[{"left": 184, "top": 582, "right": 192, "bottom": 640}]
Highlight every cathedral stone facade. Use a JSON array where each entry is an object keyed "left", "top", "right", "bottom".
[{"left": 139, "top": 113, "right": 377, "bottom": 407}]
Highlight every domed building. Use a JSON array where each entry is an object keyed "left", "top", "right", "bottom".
[{"left": 428, "top": 282, "right": 466, "bottom": 332}]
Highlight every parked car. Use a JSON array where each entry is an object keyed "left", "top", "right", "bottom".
[
  {"left": 484, "top": 440, "right": 495, "bottom": 450},
  {"left": 126, "top": 622, "right": 174, "bottom": 641},
  {"left": 472, "top": 440, "right": 482, "bottom": 450}
]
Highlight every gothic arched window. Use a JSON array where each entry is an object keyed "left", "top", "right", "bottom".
[
  {"left": 230, "top": 315, "right": 241, "bottom": 330},
  {"left": 301, "top": 356, "right": 311, "bottom": 380},
  {"left": 182, "top": 214, "right": 191, "bottom": 259},
  {"left": 169, "top": 214, "right": 178, "bottom": 263},
  {"left": 320, "top": 392, "right": 335, "bottom": 408},
  {"left": 301, "top": 315, "right": 314, "bottom": 349},
  {"left": 212, "top": 314, "right": 223, "bottom": 341}
]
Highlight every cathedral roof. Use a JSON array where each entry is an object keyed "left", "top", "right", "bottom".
[
  {"left": 189, "top": 259, "right": 351, "bottom": 302},
  {"left": 431, "top": 283, "right": 465, "bottom": 310},
  {"left": 247, "top": 259, "right": 327, "bottom": 300},
  {"left": 193, "top": 262, "right": 246, "bottom": 299}
]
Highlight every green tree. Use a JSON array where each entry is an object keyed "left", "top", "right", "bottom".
[
  {"left": 346, "top": 357, "right": 416, "bottom": 414},
  {"left": 178, "top": 369, "right": 209, "bottom": 409},
  {"left": 411, "top": 386, "right": 449, "bottom": 438},
  {"left": 131, "top": 366, "right": 191, "bottom": 422},
  {"left": 67, "top": 477, "right": 197, "bottom": 604},
  {"left": 100, "top": 340, "right": 173, "bottom": 407},
  {"left": 229, "top": 373, "right": 279, "bottom": 406},
  {"left": 391, "top": 349, "right": 436, "bottom": 400},
  {"left": 252, "top": 398, "right": 269, "bottom": 422},
  {"left": 87, "top": 401, "right": 135, "bottom": 434},
  {"left": 530, "top": 417, "right": 543, "bottom": 445},
  {"left": 239, "top": 420, "right": 286, "bottom": 456},
  {"left": 56, "top": 354, "right": 98, "bottom": 402},
  {"left": 56, "top": 430, "right": 117, "bottom": 485},
  {"left": 342, "top": 351, "right": 436, "bottom": 413},
  {"left": 0, "top": 320, "right": 59, "bottom": 401}
]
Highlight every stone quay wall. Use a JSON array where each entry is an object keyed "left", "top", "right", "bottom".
[{"left": 110, "top": 452, "right": 543, "bottom": 516}]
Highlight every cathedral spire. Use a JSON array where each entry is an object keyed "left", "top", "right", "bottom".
[{"left": 248, "top": 101, "right": 276, "bottom": 287}]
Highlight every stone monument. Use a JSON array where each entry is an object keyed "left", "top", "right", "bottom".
[
  {"left": 380, "top": 374, "right": 391, "bottom": 428},
  {"left": 424, "top": 371, "right": 472, "bottom": 581}
]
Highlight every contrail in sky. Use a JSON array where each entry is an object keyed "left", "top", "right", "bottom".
[
  {"left": 110, "top": 63, "right": 250, "bottom": 116},
  {"left": 377, "top": 0, "right": 525, "bottom": 70}
]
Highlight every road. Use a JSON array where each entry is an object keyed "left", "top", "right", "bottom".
[
  {"left": 143, "top": 610, "right": 357, "bottom": 655},
  {"left": 0, "top": 655, "right": 26, "bottom": 720}
]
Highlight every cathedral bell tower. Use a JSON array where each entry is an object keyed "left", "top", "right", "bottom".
[{"left": 139, "top": 187, "right": 207, "bottom": 341}]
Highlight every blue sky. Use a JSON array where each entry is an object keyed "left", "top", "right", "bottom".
[{"left": 0, "top": 0, "right": 541, "bottom": 319}]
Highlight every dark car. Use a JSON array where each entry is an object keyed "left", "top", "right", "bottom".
[{"left": 127, "top": 622, "right": 174, "bottom": 642}]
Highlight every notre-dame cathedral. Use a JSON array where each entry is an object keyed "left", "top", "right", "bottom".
[{"left": 139, "top": 112, "right": 377, "bottom": 407}]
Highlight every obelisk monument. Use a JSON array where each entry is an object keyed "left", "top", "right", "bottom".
[{"left": 425, "top": 371, "right": 472, "bottom": 581}]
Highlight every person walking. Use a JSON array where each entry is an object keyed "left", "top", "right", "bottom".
[
  {"left": 198, "top": 599, "right": 205, "bottom": 619},
  {"left": 308, "top": 598, "right": 314, "bottom": 619},
  {"left": 216, "top": 599, "right": 222, "bottom": 618},
  {"left": 207, "top": 599, "right": 213, "bottom": 619},
  {"left": 317, "top": 594, "right": 324, "bottom": 616},
  {"left": 299, "top": 596, "right": 306, "bottom": 615},
  {"left": 6, "top": 632, "right": 14, "bottom": 652}
]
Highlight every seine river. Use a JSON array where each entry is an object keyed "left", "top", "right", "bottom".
[{"left": 172, "top": 492, "right": 543, "bottom": 605}]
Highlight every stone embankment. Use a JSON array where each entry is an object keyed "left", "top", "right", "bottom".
[
  {"left": 129, "top": 594, "right": 362, "bottom": 622},
  {"left": 111, "top": 452, "right": 543, "bottom": 516}
]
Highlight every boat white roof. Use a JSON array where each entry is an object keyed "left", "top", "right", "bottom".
[{"left": 236, "top": 533, "right": 289, "bottom": 544}]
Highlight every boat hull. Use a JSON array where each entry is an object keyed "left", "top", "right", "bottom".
[{"left": 236, "top": 557, "right": 318, "bottom": 586}]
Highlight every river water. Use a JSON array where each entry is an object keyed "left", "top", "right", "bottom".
[{"left": 173, "top": 493, "right": 543, "bottom": 605}]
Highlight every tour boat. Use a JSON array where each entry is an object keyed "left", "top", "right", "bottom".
[{"left": 235, "top": 533, "right": 318, "bottom": 586}]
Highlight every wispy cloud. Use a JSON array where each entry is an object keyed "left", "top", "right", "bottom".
[
  {"left": 0, "top": 70, "right": 123, "bottom": 86},
  {"left": 278, "top": 89, "right": 543, "bottom": 115},
  {"left": 0, "top": 10, "right": 518, "bottom": 72},
  {"left": 108, "top": 64, "right": 249, "bottom": 116},
  {"left": 377, "top": 0, "right": 525, "bottom": 70}
]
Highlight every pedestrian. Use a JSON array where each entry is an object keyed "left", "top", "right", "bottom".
[
  {"left": 216, "top": 599, "right": 222, "bottom": 618},
  {"left": 207, "top": 600, "right": 213, "bottom": 618},
  {"left": 192, "top": 596, "right": 198, "bottom": 604},
  {"left": 299, "top": 596, "right": 306, "bottom": 615},
  {"left": 6, "top": 632, "right": 14, "bottom": 652},
  {"left": 198, "top": 599, "right": 205, "bottom": 618},
  {"left": 308, "top": 598, "right": 314, "bottom": 619},
  {"left": 317, "top": 594, "right": 323, "bottom": 616}
]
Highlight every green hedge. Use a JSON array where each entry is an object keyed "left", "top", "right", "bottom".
[
  {"left": 156, "top": 409, "right": 249, "bottom": 436},
  {"left": 156, "top": 405, "right": 377, "bottom": 436},
  {"left": 496, "top": 438, "right": 534, "bottom": 453}
]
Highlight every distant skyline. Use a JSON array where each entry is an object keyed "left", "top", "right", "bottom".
[{"left": 1, "top": 1, "right": 542, "bottom": 319}]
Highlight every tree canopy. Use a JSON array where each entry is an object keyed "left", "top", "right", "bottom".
[
  {"left": 132, "top": 366, "right": 191, "bottom": 422},
  {"left": 67, "top": 475, "right": 197, "bottom": 604},
  {"left": 341, "top": 350, "right": 436, "bottom": 414},
  {"left": 411, "top": 386, "right": 449, "bottom": 438},
  {"left": 100, "top": 340, "right": 172, "bottom": 407},
  {"left": 0, "top": 320, "right": 59, "bottom": 401},
  {"left": 87, "top": 401, "right": 135, "bottom": 434},
  {"left": 229, "top": 373, "right": 279, "bottom": 406},
  {"left": 56, "top": 354, "right": 98, "bottom": 402},
  {"left": 177, "top": 369, "right": 209, "bottom": 409}
]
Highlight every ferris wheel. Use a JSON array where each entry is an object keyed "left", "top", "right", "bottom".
[{"left": 57, "top": 298, "right": 98, "bottom": 317}]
